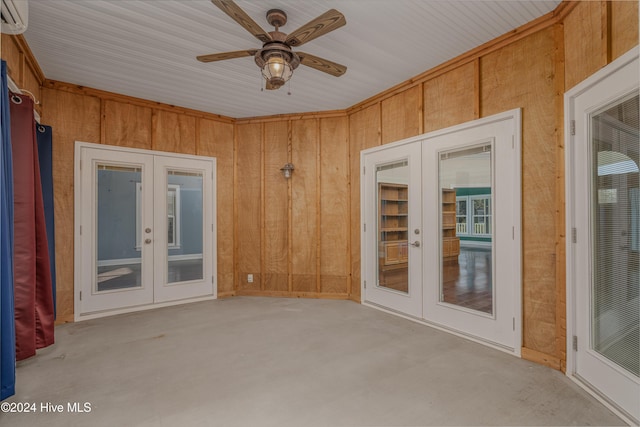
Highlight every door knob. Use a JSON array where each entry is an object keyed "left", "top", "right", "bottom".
[
  {"left": 410, "top": 241, "right": 420, "bottom": 247},
  {"left": 145, "top": 228, "right": 152, "bottom": 233},
  {"left": 145, "top": 238, "right": 152, "bottom": 244}
]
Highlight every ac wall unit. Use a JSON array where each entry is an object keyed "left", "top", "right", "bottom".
[{"left": 1, "top": 0, "right": 28, "bottom": 34}]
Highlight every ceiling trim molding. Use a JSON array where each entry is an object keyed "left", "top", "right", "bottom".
[
  {"left": 42, "top": 79, "right": 236, "bottom": 124},
  {"left": 346, "top": 0, "right": 579, "bottom": 115},
  {"left": 236, "top": 109, "right": 347, "bottom": 124}
]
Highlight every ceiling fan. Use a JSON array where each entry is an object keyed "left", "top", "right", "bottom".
[{"left": 197, "top": 0, "right": 347, "bottom": 90}]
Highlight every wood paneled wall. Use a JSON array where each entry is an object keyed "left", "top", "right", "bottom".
[
  {"left": 348, "top": 105, "right": 381, "bottom": 301},
  {"left": 35, "top": 82, "right": 236, "bottom": 323},
  {"left": 197, "top": 119, "right": 235, "bottom": 295},
  {"left": 234, "top": 113, "right": 351, "bottom": 298},
  {"left": 42, "top": 90, "right": 101, "bottom": 323},
  {"left": 2, "top": 1, "right": 637, "bottom": 370},
  {"left": 481, "top": 28, "right": 558, "bottom": 365},
  {"left": 1, "top": 34, "right": 44, "bottom": 115}
]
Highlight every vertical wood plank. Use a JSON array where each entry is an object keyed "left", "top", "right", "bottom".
[
  {"left": 21, "top": 64, "right": 42, "bottom": 108},
  {"left": 261, "top": 124, "right": 266, "bottom": 292},
  {"left": 424, "top": 62, "right": 477, "bottom": 133},
  {"left": 611, "top": 0, "right": 639, "bottom": 61},
  {"left": 103, "top": 100, "right": 152, "bottom": 149},
  {"left": 2, "top": 35, "right": 23, "bottom": 85},
  {"left": 602, "top": 1, "right": 612, "bottom": 64},
  {"left": 554, "top": 22, "right": 567, "bottom": 372},
  {"left": 418, "top": 83, "right": 424, "bottom": 135},
  {"left": 320, "top": 116, "right": 349, "bottom": 295},
  {"left": 235, "top": 123, "right": 262, "bottom": 291},
  {"left": 41, "top": 88, "right": 101, "bottom": 322},
  {"left": 197, "top": 118, "right": 235, "bottom": 295},
  {"left": 287, "top": 121, "right": 293, "bottom": 293},
  {"left": 152, "top": 110, "right": 196, "bottom": 154},
  {"left": 291, "top": 119, "right": 318, "bottom": 293},
  {"left": 263, "top": 121, "right": 289, "bottom": 292},
  {"left": 473, "top": 58, "right": 481, "bottom": 119},
  {"left": 381, "top": 86, "right": 421, "bottom": 144},
  {"left": 348, "top": 104, "right": 381, "bottom": 300},
  {"left": 316, "top": 119, "right": 322, "bottom": 294},
  {"left": 563, "top": 0, "right": 607, "bottom": 90},
  {"left": 481, "top": 28, "right": 557, "bottom": 357}
]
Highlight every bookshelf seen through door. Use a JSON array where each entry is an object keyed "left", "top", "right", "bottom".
[{"left": 378, "top": 183, "right": 409, "bottom": 293}]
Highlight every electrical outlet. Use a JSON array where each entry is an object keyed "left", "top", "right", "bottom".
[{"left": 247, "top": 274, "right": 253, "bottom": 283}]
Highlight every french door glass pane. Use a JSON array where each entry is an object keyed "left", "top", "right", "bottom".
[
  {"left": 591, "top": 93, "right": 639, "bottom": 377},
  {"left": 96, "top": 164, "right": 142, "bottom": 292},
  {"left": 376, "top": 161, "right": 409, "bottom": 293},
  {"left": 439, "top": 145, "right": 493, "bottom": 314},
  {"left": 167, "top": 170, "right": 204, "bottom": 284}
]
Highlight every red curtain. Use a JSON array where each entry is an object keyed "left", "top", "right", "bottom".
[{"left": 9, "top": 92, "right": 54, "bottom": 360}]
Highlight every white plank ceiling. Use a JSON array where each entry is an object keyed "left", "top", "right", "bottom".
[{"left": 22, "top": 0, "right": 561, "bottom": 118}]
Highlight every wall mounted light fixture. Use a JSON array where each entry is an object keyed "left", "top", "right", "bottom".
[{"left": 280, "top": 163, "right": 294, "bottom": 179}]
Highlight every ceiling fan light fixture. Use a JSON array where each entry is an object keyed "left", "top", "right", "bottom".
[
  {"left": 199, "top": 1, "right": 347, "bottom": 90},
  {"left": 261, "top": 51, "right": 293, "bottom": 89}
]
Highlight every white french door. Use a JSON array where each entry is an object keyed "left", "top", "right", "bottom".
[
  {"left": 361, "top": 110, "right": 521, "bottom": 353},
  {"left": 422, "top": 111, "right": 521, "bottom": 353},
  {"left": 566, "top": 47, "right": 639, "bottom": 423},
  {"left": 75, "top": 143, "right": 216, "bottom": 318},
  {"left": 362, "top": 141, "right": 423, "bottom": 318}
]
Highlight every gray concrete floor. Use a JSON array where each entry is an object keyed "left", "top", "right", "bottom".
[{"left": 0, "top": 297, "right": 625, "bottom": 427}]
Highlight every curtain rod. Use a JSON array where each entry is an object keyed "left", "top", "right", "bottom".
[{"left": 6, "top": 74, "right": 41, "bottom": 123}]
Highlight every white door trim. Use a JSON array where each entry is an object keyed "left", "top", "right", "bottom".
[
  {"left": 360, "top": 109, "right": 522, "bottom": 356},
  {"left": 74, "top": 141, "right": 217, "bottom": 321},
  {"left": 564, "top": 47, "right": 639, "bottom": 425}
]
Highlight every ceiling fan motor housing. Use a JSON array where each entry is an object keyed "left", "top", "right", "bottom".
[
  {"left": 254, "top": 41, "right": 300, "bottom": 69},
  {"left": 266, "top": 9, "right": 287, "bottom": 28}
]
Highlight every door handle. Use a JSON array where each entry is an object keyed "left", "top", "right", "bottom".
[
  {"left": 409, "top": 241, "right": 420, "bottom": 247},
  {"left": 145, "top": 238, "right": 152, "bottom": 244}
]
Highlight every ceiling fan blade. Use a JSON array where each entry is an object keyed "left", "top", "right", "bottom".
[
  {"left": 285, "top": 9, "right": 346, "bottom": 47},
  {"left": 210, "top": 0, "right": 272, "bottom": 43},
  {"left": 298, "top": 52, "right": 347, "bottom": 77},
  {"left": 197, "top": 49, "right": 257, "bottom": 63}
]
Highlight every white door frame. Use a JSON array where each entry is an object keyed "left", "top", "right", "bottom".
[
  {"left": 565, "top": 47, "right": 639, "bottom": 425},
  {"left": 361, "top": 109, "right": 522, "bottom": 356},
  {"left": 74, "top": 141, "right": 217, "bottom": 321}
]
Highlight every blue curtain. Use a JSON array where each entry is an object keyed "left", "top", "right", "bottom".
[
  {"left": 36, "top": 124, "right": 56, "bottom": 318},
  {"left": 0, "top": 60, "right": 16, "bottom": 401}
]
